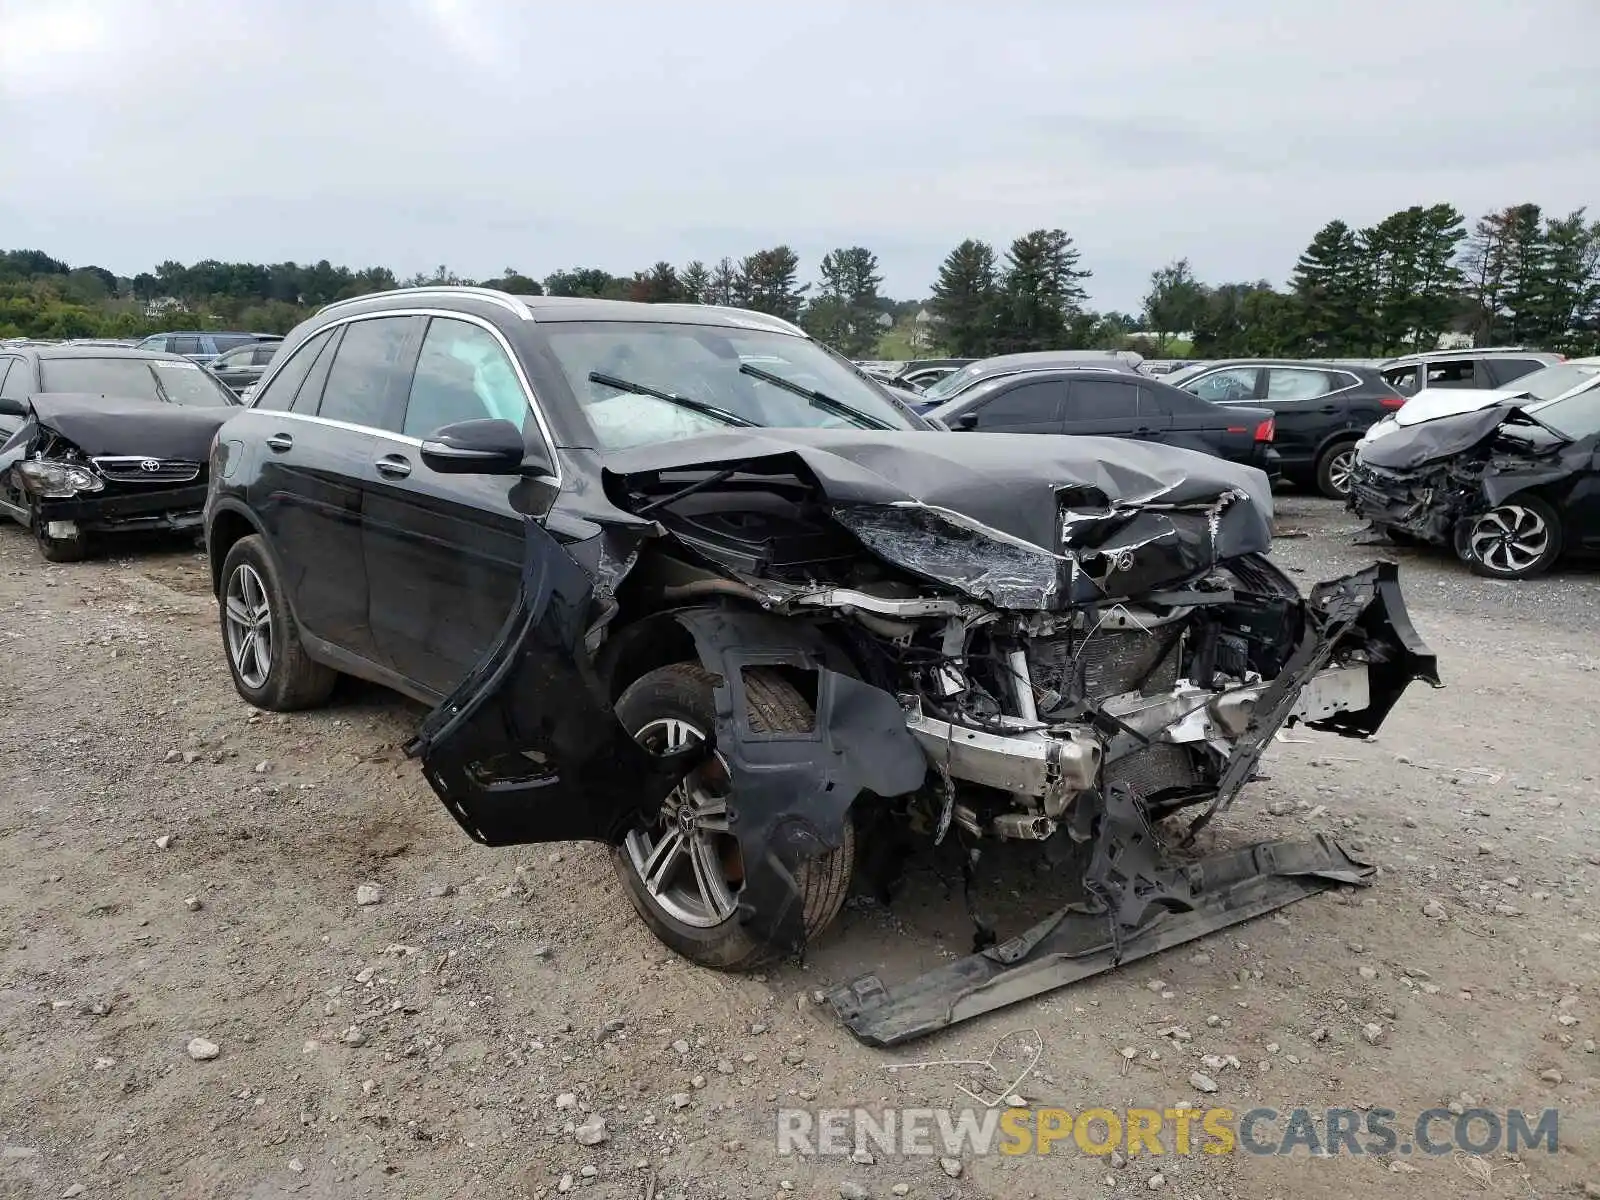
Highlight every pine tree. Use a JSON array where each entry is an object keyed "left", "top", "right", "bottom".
[
  {"left": 679, "top": 260, "right": 710, "bottom": 304},
  {"left": 928, "top": 239, "right": 1000, "bottom": 356},
  {"left": 996, "top": 229, "right": 1091, "bottom": 352},
  {"left": 627, "top": 261, "right": 683, "bottom": 304},
  {"left": 706, "top": 258, "right": 738, "bottom": 306},
  {"left": 1290, "top": 220, "right": 1368, "bottom": 352},
  {"left": 733, "top": 246, "right": 806, "bottom": 321},
  {"left": 1141, "top": 258, "right": 1208, "bottom": 346},
  {"left": 803, "top": 247, "right": 883, "bottom": 356}
]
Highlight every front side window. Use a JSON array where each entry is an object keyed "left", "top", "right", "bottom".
[
  {"left": 214, "top": 345, "right": 256, "bottom": 370},
  {"left": 403, "top": 318, "right": 529, "bottom": 438},
  {"left": 0, "top": 358, "right": 29, "bottom": 400},
  {"left": 1424, "top": 360, "right": 1476, "bottom": 389},
  {"left": 541, "top": 322, "right": 918, "bottom": 451},
  {"left": 1265, "top": 368, "right": 1336, "bottom": 400},
  {"left": 969, "top": 381, "right": 1064, "bottom": 428},
  {"left": 1183, "top": 367, "right": 1257, "bottom": 403},
  {"left": 39, "top": 356, "right": 238, "bottom": 406},
  {"left": 317, "top": 317, "right": 417, "bottom": 431}
]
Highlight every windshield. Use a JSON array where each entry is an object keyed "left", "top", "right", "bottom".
[
  {"left": 541, "top": 322, "right": 920, "bottom": 450},
  {"left": 920, "top": 362, "right": 989, "bottom": 402},
  {"left": 1526, "top": 376, "right": 1600, "bottom": 439},
  {"left": 39, "top": 357, "right": 238, "bottom": 406},
  {"left": 1505, "top": 362, "right": 1600, "bottom": 404}
]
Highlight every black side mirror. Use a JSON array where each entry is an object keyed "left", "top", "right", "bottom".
[
  {"left": 421, "top": 418, "right": 549, "bottom": 476},
  {"left": 954, "top": 412, "right": 979, "bottom": 430},
  {"left": 0, "top": 397, "right": 27, "bottom": 418}
]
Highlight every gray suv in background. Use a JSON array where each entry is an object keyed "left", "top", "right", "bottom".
[
  {"left": 136, "top": 331, "right": 282, "bottom": 366},
  {"left": 1379, "top": 348, "right": 1561, "bottom": 396}
]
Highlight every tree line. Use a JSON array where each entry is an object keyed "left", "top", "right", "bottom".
[{"left": 4, "top": 199, "right": 1596, "bottom": 358}]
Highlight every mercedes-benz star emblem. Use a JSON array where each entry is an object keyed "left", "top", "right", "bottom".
[{"left": 139, "top": 459, "right": 162, "bottom": 472}]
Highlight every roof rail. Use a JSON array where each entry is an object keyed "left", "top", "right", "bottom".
[
  {"left": 681, "top": 303, "right": 808, "bottom": 338},
  {"left": 316, "top": 285, "right": 534, "bottom": 320}
]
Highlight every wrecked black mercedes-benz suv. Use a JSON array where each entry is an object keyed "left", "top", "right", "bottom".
[
  {"left": 0, "top": 346, "right": 241, "bottom": 561},
  {"left": 204, "top": 289, "right": 1439, "bottom": 1046}
]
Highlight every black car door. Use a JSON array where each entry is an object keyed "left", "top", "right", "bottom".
[
  {"left": 952, "top": 379, "right": 1068, "bottom": 433},
  {"left": 1257, "top": 366, "right": 1349, "bottom": 470},
  {"left": 0, "top": 356, "right": 32, "bottom": 440},
  {"left": 362, "top": 315, "right": 534, "bottom": 698},
  {"left": 247, "top": 316, "right": 420, "bottom": 664},
  {"left": 1060, "top": 377, "right": 1148, "bottom": 437}
]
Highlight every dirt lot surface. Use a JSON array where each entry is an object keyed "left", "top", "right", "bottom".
[{"left": 2, "top": 495, "right": 1597, "bottom": 1200}]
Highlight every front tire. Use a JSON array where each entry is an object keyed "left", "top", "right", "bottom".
[
  {"left": 29, "top": 502, "right": 88, "bottom": 562},
  {"left": 611, "top": 663, "right": 856, "bottom": 971},
  {"left": 1461, "top": 496, "right": 1562, "bottom": 580},
  {"left": 1315, "top": 439, "right": 1359, "bottom": 500},
  {"left": 219, "top": 535, "right": 337, "bottom": 710}
]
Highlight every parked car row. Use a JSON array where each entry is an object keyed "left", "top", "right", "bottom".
[{"left": 1, "top": 288, "right": 1440, "bottom": 1036}]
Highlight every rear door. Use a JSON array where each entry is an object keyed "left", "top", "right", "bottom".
[
  {"left": 1146, "top": 379, "right": 1253, "bottom": 459},
  {"left": 0, "top": 356, "right": 31, "bottom": 439},
  {"left": 247, "top": 316, "right": 420, "bottom": 664},
  {"left": 1484, "top": 357, "right": 1548, "bottom": 388},
  {"left": 1259, "top": 366, "right": 1350, "bottom": 470},
  {"left": 362, "top": 315, "right": 535, "bottom": 697},
  {"left": 956, "top": 379, "right": 1068, "bottom": 433},
  {"left": 1060, "top": 377, "right": 1147, "bottom": 438}
]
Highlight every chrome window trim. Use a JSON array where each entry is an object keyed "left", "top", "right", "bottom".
[
  {"left": 247, "top": 308, "right": 562, "bottom": 487},
  {"left": 1260, "top": 365, "right": 1359, "bottom": 402}
]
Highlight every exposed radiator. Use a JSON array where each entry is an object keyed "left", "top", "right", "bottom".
[{"left": 1027, "top": 626, "right": 1182, "bottom": 704}]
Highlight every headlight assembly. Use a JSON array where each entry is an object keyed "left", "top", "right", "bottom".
[{"left": 17, "top": 460, "right": 105, "bottom": 498}]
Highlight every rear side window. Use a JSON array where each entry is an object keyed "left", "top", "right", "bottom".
[
  {"left": 252, "top": 344, "right": 279, "bottom": 366},
  {"left": 213, "top": 335, "right": 254, "bottom": 352},
  {"left": 1265, "top": 368, "right": 1336, "bottom": 400},
  {"left": 0, "top": 358, "right": 25, "bottom": 400},
  {"left": 171, "top": 336, "right": 203, "bottom": 356},
  {"left": 252, "top": 329, "right": 334, "bottom": 412},
  {"left": 1384, "top": 365, "right": 1420, "bottom": 394},
  {"left": 317, "top": 316, "right": 418, "bottom": 431}
]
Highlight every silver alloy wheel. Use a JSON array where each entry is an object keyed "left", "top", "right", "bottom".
[
  {"left": 622, "top": 717, "right": 739, "bottom": 929},
  {"left": 224, "top": 563, "right": 274, "bottom": 689},
  {"left": 1327, "top": 448, "right": 1357, "bottom": 496},
  {"left": 1468, "top": 505, "right": 1550, "bottom": 575}
]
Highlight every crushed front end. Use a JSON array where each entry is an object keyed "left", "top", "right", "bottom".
[{"left": 413, "top": 430, "right": 1440, "bottom": 1044}]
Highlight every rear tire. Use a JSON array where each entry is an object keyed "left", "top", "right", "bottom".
[
  {"left": 1314, "top": 439, "right": 1359, "bottom": 500},
  {"left": 219, "top": 535, "right": 337, "bottom": 710},
  {"left": 610, "top": 663, "right": 855, "bottom": 971}
]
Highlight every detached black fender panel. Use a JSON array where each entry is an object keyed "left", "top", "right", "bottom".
[
  {"left": 670, "top": 606, "right": 929, "bottom": 954},
  {"left": 406, "top": 519, "right": 697, "bottom": 848}
]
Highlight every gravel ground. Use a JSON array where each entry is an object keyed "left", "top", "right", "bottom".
[{"left": 1, "top": 496, "right": 1597, "bottom": 1200}]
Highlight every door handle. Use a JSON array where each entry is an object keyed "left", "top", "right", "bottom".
[
  {"left": 266, "top": 432, "right": 293, "bottom": 452},
  {"left": 374, "top": 454, "right": 412, "bottom": 480},
  {"left": 1319, "top": 404, "right": 1338, "bottom": 413}
]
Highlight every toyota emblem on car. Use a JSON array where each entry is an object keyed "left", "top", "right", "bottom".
[{"left": 140, "top": 459, "right": 162, "bottom": 472}]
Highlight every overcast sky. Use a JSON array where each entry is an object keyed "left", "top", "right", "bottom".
[{"left": 1, "top": 0, "right": 1597, "bottom": 313}]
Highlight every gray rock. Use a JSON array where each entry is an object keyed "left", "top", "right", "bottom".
[
  {"left": 1266, "top": 799, "right": 1295, "bottom": 816},
  {"left": 1189, "top": 1072, "right": 1218, "bottom": 1093},
  {"left": 183, "top": 896, "right": 203, "bottom": 912},
  {"left": 574, "top": 1114, "right": 607, "bottom": 1145},
  {"left": 556, "top": 1174, "right": 574, "bottom": 1194},
  {"left": 555, "top": 1093, "right": 578, "bottom": 1110},
  {"left": 341, "top": 1026, "right": 368, "bottom": 1047},
  {"left": 1539, "top": 1068, "right": 1563, "bottom": 1085},
  {"left": 839, "top": 1184, "right": 870, "bottom": 1200},
  {"left": 1110, "top": 1149, "right": 1128, "bottom": 1169},
  {"left": 355, "top": 884, "right": 383, "bottom": 906},
  {"left": 891, "top": 1187, "right": 909, "bottom": 1198},
  {"left": 63, "top": 1186, "right": 85, "bottom": 1198},
  {"left": 670, "top": 1092, "right": 692, "bottom": 1109},
  {"left": 1358, "top": 966, "right": 1378, "bottom": 980},
  {"left": 427, "top": 882, "right": 456, "bottom": 898},
  {"left": 155, "top": 834, "right": 173, "bottom": 850},
  {"left": 939, "top": 1157, "right": 963, "bottom": 1178},
  {"left": 164, "top": 750, "right": 182, "bottom": 764},
  {"left": 253, "top": 761, "right": 270, "bottom": 774},
  {"left": 1422, "top": 898, "right": 1447, "bottom": 920},
  {"left": 1310, "top": 1027, "right": 1330, "bottom": 1043},
  {"left": 1361, "top": 1023, "right": 1384, "bottom": 1045},
  {"left": 186, "top": 1037, "right": 220, "bottom": 1061},
  {"left": 1147, "top": 1173, "right": 1167, "bottom": 1190}
]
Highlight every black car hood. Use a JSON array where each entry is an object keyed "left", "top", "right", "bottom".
[
  {"left": 1357, "top": 403, "right": 1565, "bottom": 472},
  {"left": 601, "top": 428, "right": 1274, "bottom": 608},
  {"left": 27, "top": 393, "right": 237, "bottom": 459}
]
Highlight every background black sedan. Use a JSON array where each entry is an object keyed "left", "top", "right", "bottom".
[{"left": 924, "top": 367, "right": 1278, "bottom": 473}]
